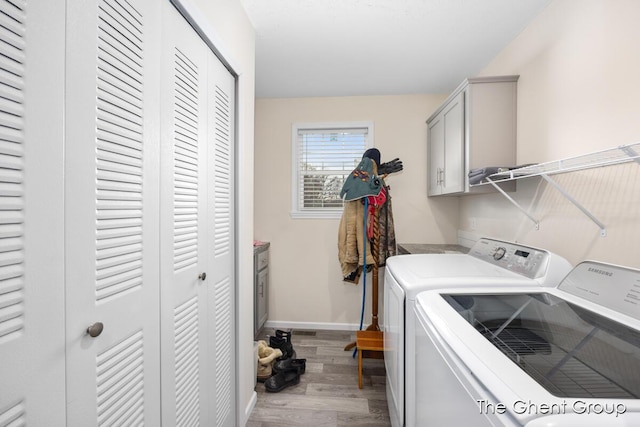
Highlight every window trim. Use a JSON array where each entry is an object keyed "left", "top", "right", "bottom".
[{"left": 290, "top": 121, "right": 374, "bottom": 219}]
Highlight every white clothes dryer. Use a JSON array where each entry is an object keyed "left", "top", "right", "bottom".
[
  {"left": 414, "top": 261, "right": 640, "bottom": 426},
  {"left": 383, "top": 237, "right": 572, "bottom": 427}
]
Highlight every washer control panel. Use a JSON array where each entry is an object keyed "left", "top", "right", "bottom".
[
  {"left": 469, "top": 238, "right": 550, "bottom": 279},
  {"left": 559, "top": 261, "right": 640, "bottom": 320}
]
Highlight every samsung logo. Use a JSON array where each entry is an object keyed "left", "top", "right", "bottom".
[{"left": 588, "top": 267, "right": 613, "bottom": 277}]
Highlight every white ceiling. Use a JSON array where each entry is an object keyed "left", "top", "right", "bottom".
[{"left": 240, "top": 0, "right": 551, "bottom": 98}]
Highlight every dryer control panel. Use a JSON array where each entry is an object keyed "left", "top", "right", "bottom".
[{"left": 468, "top": 238, "right": 550, "bottom": 280}]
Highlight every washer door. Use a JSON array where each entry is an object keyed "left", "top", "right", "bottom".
[{"left": 442, "top": 291, "right": 640, "bottom": 399}]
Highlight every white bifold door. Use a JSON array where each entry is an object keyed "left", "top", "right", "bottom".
[
  {"left": 65, "top": 0, "right": 162, "bottom": 425},
  {"left": 159, "top": 3, "right": 236, "bottom": 426},
  {"left": 62, "top": 0, "right": 236, "bottom": 425},
  {"left": 0, "top": 1, "right": 66, "bottom": 425}
]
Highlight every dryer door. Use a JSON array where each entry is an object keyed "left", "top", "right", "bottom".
[
  {"left": 414, "top": 297, "right": 496, "bottom": 427},
  {"left": 384, "top": 268, "right": 405, "bottom": 427}
]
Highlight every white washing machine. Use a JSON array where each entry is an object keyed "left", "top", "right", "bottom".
[
  {"left": 414, "top": 260, "right": 640, "bottom": 426},
  {"left": 383, "top": 238, "right": 572, "bottom": 427}
]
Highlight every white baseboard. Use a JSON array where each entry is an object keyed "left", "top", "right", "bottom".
[
  {"left": 241, "top": 391, "right": 257, "bottom": 427},
  {"left": 264, "top": 320, "right": 362, "bottom": 331}
]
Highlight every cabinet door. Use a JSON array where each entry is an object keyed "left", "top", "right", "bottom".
[
  {"left": 159, "top": 3, "right": 211, "bottom": 425},
  {"left": 442, "top": 92, "right": 465, "bottom": 194},
  {"left": 256, "top": 268, "right": 268, "bottom": 331},
  {"left": 65, "top": 0, "right": 162, "bottom": 425},
  {"left": 0, "top": 2, "right": 66, "bottom": 425},
  {"left": 427, "top": 91, "right": 464, "bottom": 196},
  {"left": 427, "top": 115, "right": 444, "bottom": 196}
]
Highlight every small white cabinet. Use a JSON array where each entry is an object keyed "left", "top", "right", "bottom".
[
  {"left": 254, "top": 242, "right": 269, "bottom": 338},
  {"left": 427, "top": 76, "right": 519, "bottom": 196}
]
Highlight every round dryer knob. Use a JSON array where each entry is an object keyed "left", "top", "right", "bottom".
[{"left": 493, "top": 247, "right": 506, "bottom": 261}]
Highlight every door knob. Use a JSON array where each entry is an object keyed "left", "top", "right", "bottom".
[
  {"left": 86, "top": 322, "right": 104, "bottom": 338},
  {"left": 198, "top": 272, "right": 207, "bottom": 281}
]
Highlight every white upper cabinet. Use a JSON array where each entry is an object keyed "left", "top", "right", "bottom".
[{"left": 427, "top": 76, "right": 519, "bottom": 196}]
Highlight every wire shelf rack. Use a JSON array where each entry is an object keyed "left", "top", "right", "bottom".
[
  {"left": 478, "top": 142, "right": 640, "bottom": 182},
  {"left": 468, "top": 142, "right": 640, "bottom": 236}
]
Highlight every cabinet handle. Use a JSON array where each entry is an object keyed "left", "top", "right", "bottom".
[
  {"left": 259, "top": 283, "right": 264, "bottom": 297},
  {"left": 198, "top": 272, "right": 207, "bottom": 281},
  {"left": 439, "top": 168, "right": 445, "bottom": 186}
]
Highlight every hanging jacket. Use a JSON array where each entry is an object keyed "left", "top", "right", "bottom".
[{"left": 338, "top": 186, "right": 397, "bottom": 284}]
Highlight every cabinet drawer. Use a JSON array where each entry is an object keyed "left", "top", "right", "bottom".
[{"left": 257, "top": 249, "right": 269, "bottom": 270}]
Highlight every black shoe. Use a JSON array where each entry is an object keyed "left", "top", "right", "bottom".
[
  {"left": 269, "top": 335, "right": 296, "bottom": 360},
  {"left": 273, "top": 358, "right": 306, "bottom": 375},
  {"left": 264, "top": 370, "right": 300, "bottom": 393},
  {"left": 275, "top": 329, "right": 292, "bottom": 343}
]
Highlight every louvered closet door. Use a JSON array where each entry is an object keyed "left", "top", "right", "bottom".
[
  {"left": 65, "top": 0, "right": 162, "bottom": 425},
  {"left": 0, "top": 1, "right": 66, "bottom": 425},
  {"left": 205, "top": 50, "right": 236, "bottom": 427},
  {"left": 159, "top": 3, "right": 211, "bottom": 425}
]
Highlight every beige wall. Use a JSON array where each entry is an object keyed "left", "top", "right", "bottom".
[
  {"left": 254, "top": 95, "right": 458, "bottom": 327},
  {"left": 254, "top": 0, "right": 640, "bottom": 333},
  {"left": 460, "top": 0, "right": 640, "bottom": 268},
  {"left": 189, "top": 0, "right": 256, "bottom": 423}
]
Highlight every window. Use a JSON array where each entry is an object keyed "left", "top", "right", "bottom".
[{"left": 291, "top": 122, "right": 373, "bottom": 219}]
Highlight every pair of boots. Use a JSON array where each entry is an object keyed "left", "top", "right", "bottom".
[
  {"left": 256, "top": 330, "right": 295, "bottom": 383},
  {"left": 264, "top": 330, "right": 306, "bottom": 393}
]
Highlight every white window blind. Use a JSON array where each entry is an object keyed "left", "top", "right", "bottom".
[{"left": 291, "top": 122, "right": 373, "bottom": 218}]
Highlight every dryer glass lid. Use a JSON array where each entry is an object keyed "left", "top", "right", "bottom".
[{"left": 444, "top": 292, "right": 640, "bottom": 399}]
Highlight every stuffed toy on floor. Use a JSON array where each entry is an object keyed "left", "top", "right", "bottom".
[{"left": 256, "top": 340, "right": 282, "bottom": 382}]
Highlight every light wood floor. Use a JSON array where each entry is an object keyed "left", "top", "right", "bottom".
[{"left": 247, "top": 328, "right": 391, "bottom": 427}]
